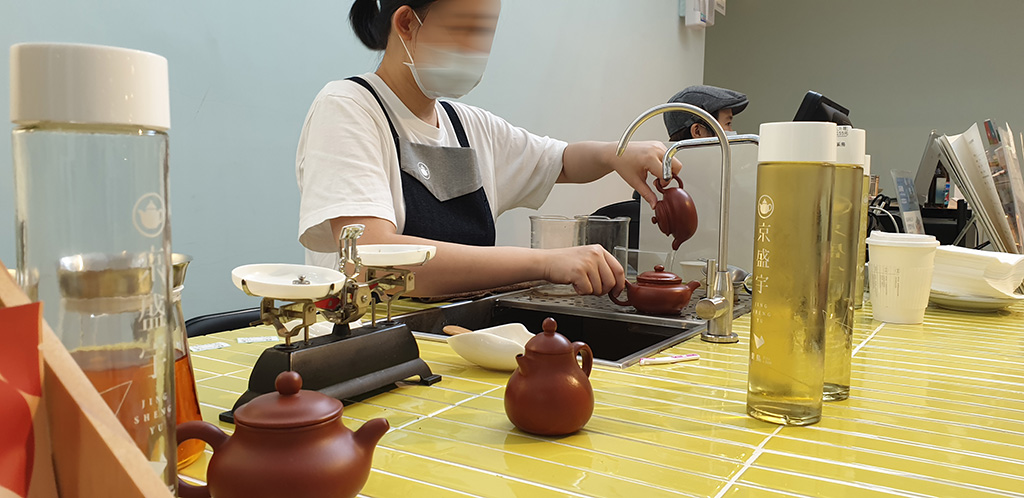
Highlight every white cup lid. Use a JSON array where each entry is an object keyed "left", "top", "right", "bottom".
[
  {"left": 10, "top": 43, "right": 170, "bottom": 130},
  {"left": 866, "top": 231, "right": 939, "bottom": 248}
]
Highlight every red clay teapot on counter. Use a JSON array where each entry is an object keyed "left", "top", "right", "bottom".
[
  {"left": 652, "top": 174, "right": 698, "bottom": 250},
  {"left": 609, "top": 265, "right": 701, "bottom": 315},
  {"left": 176, "top": 371, "right": 389, "bottom": 498},
  {"left": 504, "top": 318, "right": 594, "bottom": 436}
]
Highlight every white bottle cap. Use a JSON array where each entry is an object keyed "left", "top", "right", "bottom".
[
  {"left": 758, "top": 122, "right": 837, "bottom": 164},
  {"left": 10, "top": 43, "right": 170, "bottom": 130},
  {"left": 864, "top": 154, "right": 872, "bottom": 176},
  {"left": 836, "top": 126, "right": 866, "bottom": 166}
]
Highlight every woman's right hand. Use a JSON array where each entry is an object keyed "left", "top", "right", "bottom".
[{"left": 541, "top": 245, "right": 625, "bottom": 296}]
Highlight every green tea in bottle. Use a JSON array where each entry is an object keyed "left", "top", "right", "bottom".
[
  {"left": 854, "top": 155, "right": 872, "bottom": 309},
  {"left": 747, "top": 121, "right": 837, "bottom": 426},
  {"left": 824, "top": 127, "right": 865, "bottom": 402}
]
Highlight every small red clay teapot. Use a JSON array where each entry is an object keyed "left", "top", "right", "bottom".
[
  {"left": 504, "top": 318, "right": 593, "bottom": 436},
  {"left": 609, "top": 265, "right": 701, "bottom": 315},
  {"left": 652, "top": 174, "right": 698, "bottom": 250},
  {"left": 176, "top": 371, "right": 389, "bottom": 498}
]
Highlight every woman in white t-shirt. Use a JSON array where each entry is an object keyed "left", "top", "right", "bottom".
[{"left": 296, "top": 0, "right": 680, "bottom": 297}]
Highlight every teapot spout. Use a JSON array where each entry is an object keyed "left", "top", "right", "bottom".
[
  {"left": 686, "top": 280, "right": 702, "bottom": 291},
  {"left": 515, "top": 354, "right": 529, "bottom": 375},
  {"left": 354, "top": 417, "right": 389, "bottom": 450}
]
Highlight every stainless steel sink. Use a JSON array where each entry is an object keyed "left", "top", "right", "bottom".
[{"left": 395, "top": 288, "right": 751, "bottom": 368}]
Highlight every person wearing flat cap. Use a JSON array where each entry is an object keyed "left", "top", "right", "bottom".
[{"left": 664, "top": 85, "right": 748, "bottom": 142}]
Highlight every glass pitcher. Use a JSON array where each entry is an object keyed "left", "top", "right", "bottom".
[{"left": 171, "top": 254, "right": 204, "bottom": 469}]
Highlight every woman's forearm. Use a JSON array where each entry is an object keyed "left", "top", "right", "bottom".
[
  {"left": 558, "top": 141, "right": 616, "bottom": 184},
  {"left": 329, "top": 216, "right": 624, "bottom": 297},
  {"left": 331, "top": 217, "right": 547, "bottom": 296}
]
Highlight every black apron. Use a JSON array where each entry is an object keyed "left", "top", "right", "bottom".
[{"left": 347, "top": 77, "right": 496, "bottom": 246}]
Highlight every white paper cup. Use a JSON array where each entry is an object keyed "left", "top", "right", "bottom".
[{"left": 866, "top": 231, "right": 940, "bottom": 324}]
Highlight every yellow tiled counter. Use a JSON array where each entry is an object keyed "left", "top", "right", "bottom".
[{"left": 181, "top": 302, "right": 1024, "bottom": 497}]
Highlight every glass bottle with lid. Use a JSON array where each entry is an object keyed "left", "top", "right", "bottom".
[
  {"left": 747, "top": 121, "right": 837, "bottom": 426},
  {"left": 10, "top": 42, "right": 176, "bottom": 490},
  {"left": 824, "top": 127, "right": 866, "bottom": 402}
]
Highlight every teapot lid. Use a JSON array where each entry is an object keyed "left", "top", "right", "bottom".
[
  {"left": 524, "top": 318, "right": 573, "bottom": 355},
  {"left": 636, "top": 265, "right": 682, "bottom": 285},
  {"left": 233, "top": 371, "right": 342, "bottom": 429}
]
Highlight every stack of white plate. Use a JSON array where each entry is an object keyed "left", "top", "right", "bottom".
[{"left": 929, "top": 246, "right": 1024, "bottom": 311}]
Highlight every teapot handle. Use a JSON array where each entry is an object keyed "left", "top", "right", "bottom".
[
  {"left": 653, "top": 174, "right": 684, "bottom": 194},
  {"left": 573, "top": 342, "right": 593, "bottom": 377},
  {"left": 177, "top": 420, "right": 230, "bottom": 498},
  {"left": 608, "top": 286, "right": 631, "bottom": 307}
]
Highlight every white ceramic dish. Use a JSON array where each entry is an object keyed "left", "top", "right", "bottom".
[
  {"left": 447, "top": 323, "right": 534, "bottom": 371},
  {"left": 358, "top": 244, "right": 436, "bottom": 267},
  {"left": 929, "top": 290, "right": 1024, "bottom": 312},
  {"left": 232, "top": 263, "right": 346, "bottom": 300}
]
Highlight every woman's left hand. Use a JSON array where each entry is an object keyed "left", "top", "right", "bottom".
[{"left": 612, "top": 141, "right": 682, "bottom": 209}]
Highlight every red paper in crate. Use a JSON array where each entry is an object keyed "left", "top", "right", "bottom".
[{"left": 0, "top": 302, "right": 43, "bottom": 498}]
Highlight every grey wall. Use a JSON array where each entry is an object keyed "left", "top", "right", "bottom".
[
  {"left": 1, "top": 1, "right": 703, "bottom": 318},
  {"left": 704, "top": 0, "right": 1024, "bottom": 195}
]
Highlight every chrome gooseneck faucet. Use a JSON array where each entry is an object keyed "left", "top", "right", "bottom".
[{"left": 616, "top": 103, "right": 739, "bottom": 343}]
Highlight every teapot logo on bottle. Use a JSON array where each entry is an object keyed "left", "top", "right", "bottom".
[
  {"left": 133, "top": 192, "right": 165, "bottom": 238},
  {"left": 757, "top": 195, "right": 775, "bottom": 219}
]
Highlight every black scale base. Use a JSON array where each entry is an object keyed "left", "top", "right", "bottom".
[{"left": 219, "top": 321, "right": 441, "bottom": 423}]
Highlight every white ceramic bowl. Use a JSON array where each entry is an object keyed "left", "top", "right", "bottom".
[{"left": 447, "top": 323, "right": 534, "bottom": 371}]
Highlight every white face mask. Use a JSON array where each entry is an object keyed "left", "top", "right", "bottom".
[
  {"left": 400, "top": 12, "right": 489, "bottom": 99},
  {"left": 724, "top": 130, "right": 738, "bottom": 136}
]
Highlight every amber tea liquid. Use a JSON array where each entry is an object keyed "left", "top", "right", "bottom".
[
  {"left": 748, "top": 161, "right": 833, "bottom": 426},
  {"left": 73, "top": 346, "right": 167, "bottom": 456},
  {"left": 175, "top": 348, "right": 205, "bottom": 468}
]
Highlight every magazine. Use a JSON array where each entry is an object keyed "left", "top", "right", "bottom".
[{"left": 928, "top": 123, "right": 1020, "bottom": 254}]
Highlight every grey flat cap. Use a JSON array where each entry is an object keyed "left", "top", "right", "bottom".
[{"left": 664, "top": 85, "right": 748, "bottom": 138}]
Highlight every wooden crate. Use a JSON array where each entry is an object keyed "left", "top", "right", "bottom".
[{"left": 0, "top": 260, "right": 173, "bottom": 498}]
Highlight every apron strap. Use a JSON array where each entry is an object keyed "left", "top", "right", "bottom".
[
  {"left": 346, "top": 76, "right": 401, "bottom": 153},
  {"left": 439, "top": 101, "right": 470, "bottom": 148},
  {"left": 346, "top": 76, "right": 471, "bottom": 151}
]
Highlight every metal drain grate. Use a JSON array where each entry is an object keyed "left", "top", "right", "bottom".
[{"left": 496, "top": 289, "right": 751, "bottom": 329}]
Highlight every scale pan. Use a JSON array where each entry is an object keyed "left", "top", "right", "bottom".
[
  {"left": 358, "top": 244, "right": 436, "bottom": 267},
  {"left": 232, "top": 263, "right": 346, "bottom": 300}
]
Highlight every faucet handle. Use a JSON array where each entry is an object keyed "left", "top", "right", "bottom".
[{"left": 696, "top": 295, "right": 728, "bottom": 320}]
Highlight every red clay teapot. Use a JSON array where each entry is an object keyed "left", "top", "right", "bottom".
[
  {"left": 609, "top": 265, "right": 701, "bottom": 315},
  {"left": 652, "top": 174, "right": 698, "bottom": 250},
  {"left": 504, "top": 318, "right": 593, "bottom": 436},
  {"left": 176, "top": 371, "right": 389, "bottom": 498}
]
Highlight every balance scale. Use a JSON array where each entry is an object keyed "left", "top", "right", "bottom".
[{"left": 219, "top": 224, "right": 441, "bottom": 423}]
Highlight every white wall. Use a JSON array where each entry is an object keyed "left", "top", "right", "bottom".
[
  {"left": 0, "top": 0, "right": 703, "bottom": 318},
  {"left": 703, "top": 0, "right": 1024, "bottom": 196}
]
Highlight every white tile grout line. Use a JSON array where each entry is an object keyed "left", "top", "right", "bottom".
[
  {"left": 381, "top": 445, "right": 593, "bottom": 498},
  {"left": 712, "top": 425, "right": 783, "bottom": 498},
  {"left": 851, "top": 322, "right": 886, "bottom": 358},
  {"left": 362, "top": 468, "right": 482, "bottom": 498},
  {"left": 392, "top": 386, "right": 504, "bottom": 432}
]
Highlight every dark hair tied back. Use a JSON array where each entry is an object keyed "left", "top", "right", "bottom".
[{"left": 350, "top": 0, "right": 437, "bottom": 51}]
